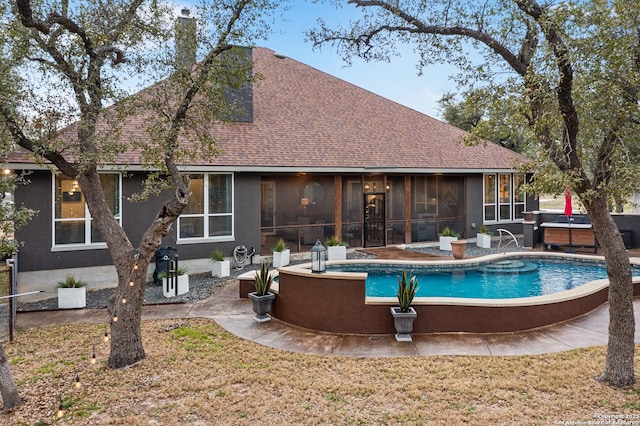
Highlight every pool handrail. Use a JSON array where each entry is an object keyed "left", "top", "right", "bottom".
[{"left": 497, "top": 228, "right": 519, "bottom": 254}]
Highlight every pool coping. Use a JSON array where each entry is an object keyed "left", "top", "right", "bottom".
[{"left": 263, "top": 251, "right": 640, "bottom": 308}]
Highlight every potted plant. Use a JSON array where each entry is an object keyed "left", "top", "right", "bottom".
[
  {"left": 210, "top": 249, "right": 230, "bottom": 278},
  {"left": 325, "top": 235, "right": 347, "bottom": 261},
  {"left": 160, "top": 266, "right": 189, "bottom": 298},
  {"left": 248, "top": 260, "right": 276, "bottom": 322},
  {"left": 57, "top": 275, "right": 87, "bottom": 309},
  {"left": 439, "top": 226, "right": 458, "bottom": 251},
  {"left": 272, "top": 238, "right": 290, "bottom": 268},
  {"left": 390, "top": 270, "right": 418, "bottom": 342},
  {"left": 476, "top": 225, "right": 492, "bottom": 249}
]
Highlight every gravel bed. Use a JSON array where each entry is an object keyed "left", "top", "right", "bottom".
[{"left": 18, "top": 250, "right": 375, "bottom": 312}]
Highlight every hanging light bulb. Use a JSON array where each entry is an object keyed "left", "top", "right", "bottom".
[
  {"left": 103, "top": 326, "right": 109, "bottom": 342},
  {"left": 129, "top": 280, "right": 134, "bottom": 287},
  {"left": 133, "top": 264, "right": 139, "bottom": 270},
  {"left": 57, "top": 400, "right": 65, "bottom": 418},
  {"left": 121, "top": 297, "right": 127, "bottom": 304},
  {"left": 112, "top": 315, "right": 118, "bottom": 322},
  {"left": 91, "top": 345, "right": 96, "bottom": 365},
  {"left": 74, "top": 373, "right": 81, "bottom": 388}
]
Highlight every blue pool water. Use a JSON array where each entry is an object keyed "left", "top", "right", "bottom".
[{"left": 326, "top": 258, "right": 639, "bottom": 299}]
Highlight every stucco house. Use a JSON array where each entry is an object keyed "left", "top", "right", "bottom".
[{"left": 7, "top": 46, "right": 533, "bottom": 297}]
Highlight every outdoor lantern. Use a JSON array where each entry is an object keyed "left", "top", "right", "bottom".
[{"left": 311, "top": 239, "right": 327, "bottom": 273}]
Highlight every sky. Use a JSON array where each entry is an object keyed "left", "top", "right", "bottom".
[{"left": 173, "top": 1, "right": 458, "bottom": 119}]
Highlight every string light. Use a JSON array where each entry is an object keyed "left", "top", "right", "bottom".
[
  {"left": 103, "top": 326, "right": 109, "bottom": 343},
  {"left": 121, "top": 297, "right": 127, "bottom": 304},
  {"left": 112, "top": 315, "right": 118, "bottom": 322},
  {"left": 129, "top": 280, "right": 134, "bottom": 286},
  {"left": 91, "top": 345, "right": 96, "bottom": 365},
  {"left": 57, "top": 399, "right": 65, "bottom": 418},
  {"left": 133, "top": 264, "right": 139, "bottom": 270},
  {"left": 74, "top": 372, "right": 81, "bottom": 389}
]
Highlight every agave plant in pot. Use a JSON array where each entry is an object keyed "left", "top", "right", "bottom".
[
  {"left": 272, "top": 238, "right": 290, "bottom": 268},
  {"left": 57, "top": 275, "right": 87, "bottom": 309},
  {"left": 325, "top": 235, "right": 347, "bottom": 261},
  {"left": 476, "top": 224, "right": 492, "bottom": 249},
  {"left": 390, "top": 270, "right": 418, "bottom": 342},
  {"left": 439, "top": 226, "right": 458, "bottom": 251},
  {"left": 248, "top": 260, "right": 276, "bottom": 322},
  {"left": 210, "top": 249, "right": 230, "bottom": 278}
]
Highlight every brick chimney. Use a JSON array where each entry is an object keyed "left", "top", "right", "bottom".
[{"left": 175, "top": 8, "right": 196, "bottom": 69}]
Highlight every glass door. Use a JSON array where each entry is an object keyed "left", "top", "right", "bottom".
[{"left": 364, "top": 192, "right": 385, "bottom": 247}]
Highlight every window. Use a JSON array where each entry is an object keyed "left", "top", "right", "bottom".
[
  {"left": 483, "top": 173, "right": 526, "bottom": 223},
  {"left": 53, "top": 173, "right": 121, "bottom": 247},
  {"left": 178, "top": 173, "right": 233, "bottom": 241}
]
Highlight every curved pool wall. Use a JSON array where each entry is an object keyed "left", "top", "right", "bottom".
[{"left": 238, "top": 252, "right": 640, "bottom": 334}]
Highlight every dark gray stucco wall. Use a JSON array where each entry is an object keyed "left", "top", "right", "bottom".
[
  {"left": 465, "top": 175, "right": 483, "bottom": 237},
  {"left": 14, "top": 171, "right": 262, "bottom": 272}
]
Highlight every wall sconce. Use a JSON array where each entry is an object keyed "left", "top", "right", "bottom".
[
  {"left": 311, "top": 239, "right": 326, "bottom": 273},
  {"left": 300, "top": 197, "right": 309, "bottom": 207}
]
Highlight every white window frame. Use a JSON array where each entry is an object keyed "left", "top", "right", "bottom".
[
  {"left": 483, "top": 173, "right": 526, "bottom": 224},
  {"left": 52, "top": 172, "right": 122, "bottom": 251},
  {"left": 177, "top": 173, "right": 235, "bottom": 244}
]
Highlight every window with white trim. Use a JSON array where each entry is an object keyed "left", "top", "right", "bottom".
[
  {"left": 53, "top": 173, "right": 121, "bottom": 246},
  {"left": 178, "top": 173, "right": 234, "bottom": 241},
  {"left": 483, "top": 173, "right": 526, "bottom": 223}
]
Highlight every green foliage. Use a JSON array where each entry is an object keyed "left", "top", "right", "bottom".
[
  {"left": 57, "top": 275, "right": 86, "bottom": 288},
  {"left": 479, "top": 225, "right": 490, "bottom": 235},
  {"left": 273, "top": 238, "right": 286, "bottom": 252},
  {"left": 210, "top": 249, "right": 225, "bottom": 262},
  {"left": 325, "top": 235, "right": 346, "bottom": 247},
  {"left": 396, "top": 270, "right": 418, "bottom": 313},
  {"left": 253, "top": 260, "right": 274, "bottom": 296},
  {"left": 158, "top": 266, "right": 187, "bottom": 279},
  {"left": 440, "top": 227, "right": 458, "bottom": 237}
]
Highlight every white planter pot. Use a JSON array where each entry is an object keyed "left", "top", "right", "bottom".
[
  {"left": 273, "top": 249, "right": 290, "bottom": 268},
  {"left": 162, "top": 274, "right": 189, "bottom": 298},
  {"left": 476, "top": 233, "right": 492, "bottom": 249},
  {"left": 57, "top": 287, "right": 87, "bottom": 309},
  {"left": 327, "top": 245, "right": 347, "bottom": 261},
  {"left": 439, "top": 236, "right": 458, "bottom": 251},
  {"left": 211, "top": 260, "right": 230, "bottom": 278}
]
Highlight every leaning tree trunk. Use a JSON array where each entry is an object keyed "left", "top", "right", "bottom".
[
  {"left": 586, "top": 199, "right": 636, "bottom": 387},
  {"left": 0, "top": 343, "right": 21, "bottom": 410},
  {"left": 107, "top": 254, "right": 152, "bottom": 369}
]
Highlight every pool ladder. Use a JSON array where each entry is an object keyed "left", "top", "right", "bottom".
[{"left": 497, "top": 228, "right": 519, "bottom": 254}]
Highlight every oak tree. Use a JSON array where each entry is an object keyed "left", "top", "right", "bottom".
[{"left": 311, "top": 0, "right": 640, "bottom": 387}]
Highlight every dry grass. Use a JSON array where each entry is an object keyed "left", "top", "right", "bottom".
[{"left": 3, "top": 319, "right": 640, "bottom": 425}]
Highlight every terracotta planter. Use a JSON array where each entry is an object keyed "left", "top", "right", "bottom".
[
  {"left": 451, "top": 240, "right": 467, "bottom": 259},
  {"left": 523, "top": 211, "right": 534, "bottom": 221},
  {"left": 248, "top": 292, "right": 276, "bottom": 322},
  {"left": 390, "top": 307, "right": 417, "bottom": 342}
]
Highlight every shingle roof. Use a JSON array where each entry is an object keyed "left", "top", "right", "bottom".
[{"left": 8, "top": 47, "right": 526, "bottom": 172}]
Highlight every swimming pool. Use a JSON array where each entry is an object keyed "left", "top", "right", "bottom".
[
  {"left": 326, "top": 258, "right": 640, "bottom": 299},
  {"left": 240, "top": 252, "right": 640, "bottom": 334}
]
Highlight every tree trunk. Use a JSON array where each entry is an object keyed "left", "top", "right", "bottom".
[
  {"left": 586, "top": 198, "right": 636, "bottom": 387},
  {"left": 107, "top": 256, "right": 150, "bottom": 369},
  {"left": 0, "top": 343, "right": 21, "bottom": 410}
]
